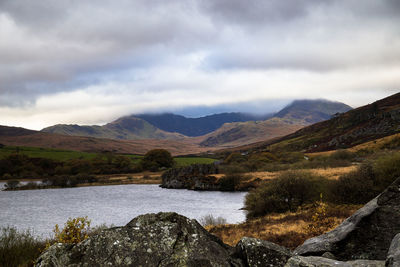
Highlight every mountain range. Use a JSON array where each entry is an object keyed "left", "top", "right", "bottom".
[
  {"left": 42, "top": 99, "right": 351, "bottom": 143},
  {"left": 0, "top": 98, "right": 356, "bottom": 155}
]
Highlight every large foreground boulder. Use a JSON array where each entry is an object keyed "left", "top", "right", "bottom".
[
  {"left": 386, "top": 233, "right": 400, "bottom": 267},
  {"left": 236, "top": 237, "right": 292, "bottom": 267},
  {"left": 285, "top": 256, "right": 384, "bottom": 267},
  {"left": 35, "top": 212, "right": 244, "bottom": 267},
  {"left": 294, "top": 177, "right": 400, "bottom": 261}
]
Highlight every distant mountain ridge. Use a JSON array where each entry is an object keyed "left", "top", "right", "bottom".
[
  {"left": 135, "top": 112, "right": 272, "bottom": 137},
  {"left": 41, "top": 99, "right": 352, "bottom": 143}
]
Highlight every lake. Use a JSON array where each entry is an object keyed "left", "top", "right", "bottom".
[{"left": 0, "top": 184, "right": 246, "bottom": 237}]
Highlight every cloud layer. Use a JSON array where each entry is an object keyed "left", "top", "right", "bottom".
[{"left": 0, "top": 0, "right": 399, "bottom": 129}]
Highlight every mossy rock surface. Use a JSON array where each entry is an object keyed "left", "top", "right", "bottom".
[{"left": 35, "top": 212, "right": 243, "bottom": 267}]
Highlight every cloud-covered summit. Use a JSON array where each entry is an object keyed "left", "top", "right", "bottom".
[{"left": 0, "top": 0, "right": 399, "bottom": 129}]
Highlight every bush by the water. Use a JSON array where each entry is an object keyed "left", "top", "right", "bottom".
[
  {"left": 141, "top": 149, "right": 174, "bottom": 171},
  {"left": 244, "top": 170, "right": 326, "bottom": 219},
  {"left": 217, "top": 173, "right": 252, "bottom": 191},
  {"left": 0, "top": 226, "right": 46, "bottom": 267}
]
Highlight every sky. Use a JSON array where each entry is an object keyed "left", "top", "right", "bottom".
[{"left": 0, "top": 0, "right": 399, "bottom": 130}]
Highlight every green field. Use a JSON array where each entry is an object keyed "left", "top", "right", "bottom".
[
  {"left": 175, "top": 157, "right": 217, "bottom": 167},
  {"left": 0, "top": 146, "right": 216, "bottom": 166},
  {"left": 0, "top": 146, "right": 98, "bottom": 161}
]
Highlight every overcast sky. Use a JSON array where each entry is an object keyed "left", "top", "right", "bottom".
[{"left": 1, "top": 0, "right": 399, "bottom": 130}]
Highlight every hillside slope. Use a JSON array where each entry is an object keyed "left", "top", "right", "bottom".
[
  {"left": 199, "top": 99, "right": 351, "bottom": 147},
  {"left": 42, "top": 116, "right": 185, "bottom": 140},
  {"left": 0, "top": 126, "right": 210, "bottom": 156},
  {"left": 199, "top": 118, "right": 303, "bottom": 147},
  {"left": 250, "top": 92, "right": 400, "bottom": 153}
]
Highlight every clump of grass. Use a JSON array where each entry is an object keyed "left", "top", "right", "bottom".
[
  {"left": 0, "top": 226, "right": 47, "bottom": 267},
  {"left": 199, "top": 214, "right": 227, "bottom": 227}
]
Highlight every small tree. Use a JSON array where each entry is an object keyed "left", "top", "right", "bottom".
[
  {"left": 53, "top": 217, "right": 91, "bottom": 244},
  {"left": 141, "top": 149, "right": 174, "bottom": 171}
]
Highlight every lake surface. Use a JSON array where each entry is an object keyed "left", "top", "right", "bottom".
[{"left": 0, "top": 184, "right": 246, "bottom": 237}]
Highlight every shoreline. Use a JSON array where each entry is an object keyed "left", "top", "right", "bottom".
[{"left": 1, "top": 172, "right": 163, "bottom": 191}]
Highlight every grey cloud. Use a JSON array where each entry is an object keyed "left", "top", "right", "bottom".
[
  {"left": 199, "top": 0, "right": 313, "bottom": 25},
  {"left": 0, "top": 0, "right": 399, "bottom": 116}
]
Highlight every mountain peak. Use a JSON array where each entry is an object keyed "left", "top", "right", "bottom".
[{"left": 274, "top": 99, "right": 352, "bottom": 124}]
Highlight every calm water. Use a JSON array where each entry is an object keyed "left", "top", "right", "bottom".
[{"left": 0, "top": 183, "right": 246, "bottom": 237}]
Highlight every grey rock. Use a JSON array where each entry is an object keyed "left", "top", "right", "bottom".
[
  {"left": 322, "top": 252, "right": 336, "bottom": 260},
  {"left": 236, "top": 237, "right": 292, "bottom": 267},
  {"left": 161, "top": 164, "right": 220, "bottom": 190},
  {"left": 35, "top": 212, "right": 244, "bottom": 267},
  {"left": 285, "top": 256, "right": 385, "bottom": 267},
  {"left": 294, "top": 177, "right": 400, "bottom": 261},
  {"left": 386, "top": 233, "right": 400, "bottom": 267}
]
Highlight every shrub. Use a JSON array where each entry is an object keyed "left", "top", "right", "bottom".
[
  {"left": 141, "top": 149, "right": 174, "bottom": 171},
  {"left": 218, "top": 174, "right": 247, "bottom": 191},
  {"left": 306, "top": 196, "right": 336, "bottom": 236},
  {"left": 0, "top": 226, "right": 45, "bottom": 267},
  {"left": 380, "top": 136, "right": 400, "bottom": 150},
  {"left": 224, "top": 152, "right": 246, "bottom": 164},
  {"left": 373, "top": 152, "right": 400, "bottom": 191},
  {"left": 220, "top": 165, "right": 247, "bottom": 174},
  {"left": 278, "top": 152, "right": 305, "bottom": 164},
  {"left": 329, "top": 150, "right": 356, "bottom": 161},
  {"left": 199, "top": 215, "right": 227, "bottom": 227},
  {"left": 329, "top": 163, "right": 376, "bottom": 204},
  {"left": 53, "top": 217, "right": 91, "bottom": 244},
  {"left": 244, "top": 171, "right": 325, "bottom": 219}
]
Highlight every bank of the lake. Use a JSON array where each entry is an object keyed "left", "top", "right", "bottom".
[{"left": 0, "top": 183, "right": 246, "bottom": 237}]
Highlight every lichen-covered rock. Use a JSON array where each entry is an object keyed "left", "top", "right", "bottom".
[
  {"left": 285, "top": 256, "right": 385, "bottom": 267},
  {"left": 236, "top": 237, "right": 292, "bottom": 267},
  {"left": 35, "top": 212, "right": 244, "bottom": 267},
  {"left": 386, "top": 233, "right": 400, "bottom": 267},
  {"left": 294, "top": 177, "right": 400, "bottom": 261}
]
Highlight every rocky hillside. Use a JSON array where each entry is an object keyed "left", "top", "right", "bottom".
[
  {"left": 199, "top": 118, "right": 303, "bottom": 147},
  {"left": 253, "top": 92, "right": 400, "bottom": 153},
  {"left": 36, "top": 177, "right": 400, "bottom": 266},
  {"left": 42, "top": 116, "right": 185, "bottom": 140},
  {"left": 199, "top": 99, "right": 351, "bottom": 147}
]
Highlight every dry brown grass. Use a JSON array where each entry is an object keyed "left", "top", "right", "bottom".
[
  {"left": 206, "top": 204, "right": 360, "bottom": 249},
  {"left": 77, "top": 172, "right": 162, "bottom": 187},
  {"left": 214, "top": 166, "right": 356, "bottom": 181}
]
